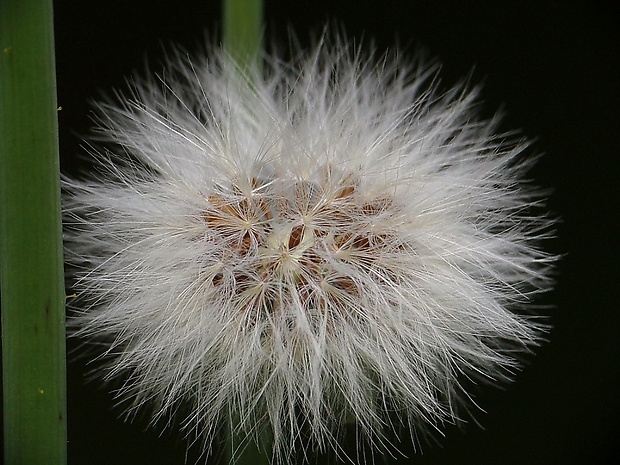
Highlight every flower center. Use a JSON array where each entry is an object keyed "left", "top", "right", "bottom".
[{"left": 201, "top": 170, "right": 396, "bottom": 317}]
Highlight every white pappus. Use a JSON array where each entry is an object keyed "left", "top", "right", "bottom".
[{"left": 63, "top": 34, "right": 556, "bottom": 464}]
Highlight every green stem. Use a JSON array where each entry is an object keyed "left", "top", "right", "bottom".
[
  {"left": 221, "top": 1, "right": 266, "bottom": 462},
  {"left": 222, "top": 0, "right": 263, "bottom": 72},
  {"left": 224, "top": 419, "right": 273, "bottom": 465},
  {"left": 0, "top": 0, "right": 67, "bottom": 464}
]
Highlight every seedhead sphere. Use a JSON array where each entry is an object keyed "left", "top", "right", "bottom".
[{"left": 64, "top": 36, "right": 555, "bottom": 463}]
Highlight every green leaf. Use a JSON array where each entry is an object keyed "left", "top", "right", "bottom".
[{"left": 0, "top": 0, "right": 67, "bottom": 464}]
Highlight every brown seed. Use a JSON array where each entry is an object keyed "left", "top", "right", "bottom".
[
  {"left": 289, "top": 225, "right": 305, "bottom": 250},
  {"left": 203, "top": 194, "right": 240, "bottom": 227},
  {"left": 336, "top": 184, "right": 355, "bottom": 199},
  {"left": 212, "top": 273, "right": 223, "bottom": 286},
  {"left": 332, "top": 275, "right": 359, "bottom": 296}
]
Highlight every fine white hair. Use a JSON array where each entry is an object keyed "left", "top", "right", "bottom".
[{"left": 64, "top": 34, "right": 556, "bottom": 464}]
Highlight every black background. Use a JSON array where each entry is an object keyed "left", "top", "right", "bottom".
[{"left": 53, "top": 1, "right": 619, "bottom": 464}]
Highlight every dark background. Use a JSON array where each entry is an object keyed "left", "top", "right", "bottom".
[{"left": 53, "top": 1, "right": 619, "bottom": 464}]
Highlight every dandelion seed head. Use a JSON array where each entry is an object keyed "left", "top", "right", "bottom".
[{"left": 64, "top": 35, "right": 556, "bottom": 463}]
